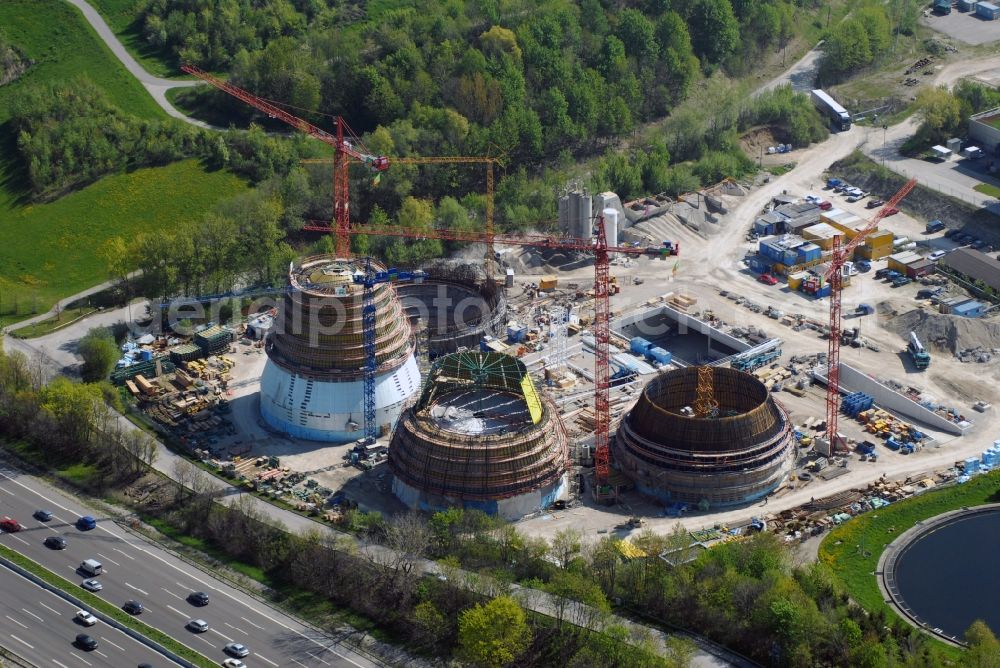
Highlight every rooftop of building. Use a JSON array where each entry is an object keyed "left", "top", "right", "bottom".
[{"left": 941, "top": 248, "right": 1000, "bottom": 290}]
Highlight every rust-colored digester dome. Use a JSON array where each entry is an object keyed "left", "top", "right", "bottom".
[{"left": 613, "top": 366, "right": 793, "bottom": 508}]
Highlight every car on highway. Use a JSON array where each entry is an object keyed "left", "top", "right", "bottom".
[
  {"left": 76, "top": 515, "right": 97, "bottom": 531},
  {"left": 757, "top": 273, "right": 778, "bottom": 285},
  {"left": 224, "top": 642, "right": 250, "bottom": 658},
  {"left": 33, "top": 509, "right": 53, "bottom": 521},
  {"left": 0, "top": 516, "right": 22, "bottom": 532},
  {"left": 74, "top": 633, "right": 98, "bottom": 650},
  {"left": 186, "top": 619, "right": 209, "bottom": 633},
  {"left": 188, "top": 591, "right": 209, "bottom": 606},
  {"left": 928, "top": 250, "right": 948, "bottom": 261},
  {"left": 75, "top": 610, "right": 97, "bottom": 627},
  {"left": 222, "top": 660, "right": 247, "bottom": 668},
  {"left": 81, "top": 578, "right": 103, "bottom": 592},
  {"left": 866, "top": 199, "right": 885, "bottom": 209},
  {"left": 123, "top": 600, "right": 144, "bottom": 615},
  {"left": 44, "top": 535, "right": 67, "bottom": 550}
]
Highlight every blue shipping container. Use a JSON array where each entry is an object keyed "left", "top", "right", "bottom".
[
  {"left": 140, "top": 350, "right": 153, "bottom": 361},
  {"left": 507, "top": 326, "right": 526, "bottom": 343},
  {"left": 630, "top": 337, "right": 652, "bottom": 356},
  {"left": 648, "top": 347, "right": 672, "bottom": 365},
  {"left": 798, "top": 243, "right": 821, "bottom": 263}
]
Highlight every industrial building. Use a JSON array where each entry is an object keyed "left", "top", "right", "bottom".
[
  {"left": 940, "top": 248, "right": 1000, "bottom": 292},
  {"left": 389, "top": 351, "right": 569, "bottom": 520},
  {"left": 969, "top": 107, "right": 1000, "bottom": 155},
  {"left": 613, "top": 366, "right": 794, "bottom": 508},
  {"left": 259, "top": 255, "right": 421, "bottom": 442}
]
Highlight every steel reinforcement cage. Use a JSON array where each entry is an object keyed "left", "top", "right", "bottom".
[
  {"left": 265, "top": 255, "right": 414, "bottom": 380},
  {"left": 389, "top": 351, "right": 569, "bottom": 500}
]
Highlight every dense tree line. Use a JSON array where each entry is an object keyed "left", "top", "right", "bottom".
[
  {"left": 0, "top": 343, "right": 158, "bottom": 487},
  {"left": 908, "top": 81, "right": 1000, "bottom": 150},
  {"left": 9, "top": 77, "right": 307, "bottom": 199},
  {"left": 146, "top": 0, "right": 817, "bottom": 166},
  {"left": 818, "top": 2, "right": 920, "bottom": 84}
]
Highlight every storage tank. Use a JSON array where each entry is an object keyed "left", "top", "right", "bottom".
[
  {"left": 576, "top": 193, "right": 593, "bottom": 239},
  {"left": 602, "top": 207, "right": 618, "bottom": 247}
]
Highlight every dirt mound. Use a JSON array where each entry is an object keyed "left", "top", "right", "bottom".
[
  {"left": 0, "top": 42, "right": 31, "bottom": 87},
  {"left": 882, "top": 303, "right": 1000, "bottom": 353},
  {"left": 740, "top": 126, "right": 793, "bottom": 156}
]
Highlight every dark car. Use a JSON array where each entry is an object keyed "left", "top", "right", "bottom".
[
  {"left": 76, "top": 516, "right": 97, "bottom": 531},
  {"left": 75, "top": 634, "right": 98, "bottom": 651},
  {"left": 123, "top": 600, "right": 144, "bottom": 615},
  {"left": 33, "top": 510, "right": 53, "bottom": 522},
  {"left": 44, "top": 536, "right": 67, "bottom": 550},
  {"left": 971, "top": 239, "right": 986, "bottom": 249},
  {"left": 866, "top": 199, "right": 885, "bottom": 209},
  {"left": 945, "top": 228, "right": 962, "bottom": 239},
  {"left": 187, "top": 591, "right": 209, "bottom": 606},
  {"left": 874, "top": 268, "right": 893, "bottom": 279}
]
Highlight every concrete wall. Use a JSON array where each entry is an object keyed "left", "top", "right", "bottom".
[
  {"left": 392, "top": 475, "right": 568, "bottom": 521},
  {"left": 614, "top": 305, "right": 752, "bottom": 362},
  {"left": 812, "top": 362, "right": 965, "bottom": 435}
]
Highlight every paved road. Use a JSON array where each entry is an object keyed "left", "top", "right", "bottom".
[
  {"left": 0, "top": 558, "right": 172, "bottom": 668},
  {"left": 756, "top": 43, "right": 823, "bottom": 95},
  {"left": 0, "top": 464, "right": 381, "bottom": 668},
  {"left": 64, "top": 0, "right": 214, "bottom": 128}
]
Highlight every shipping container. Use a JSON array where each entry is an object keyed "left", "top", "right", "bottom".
[
  {"left": 648, "top": 347, "right": 672, "bottom": 365},
  {"left": 976, "top": 1, "right": 999, "bottom": 19},
  {"left": 630, "top": 337, "right": 653, "bottom": 356}
]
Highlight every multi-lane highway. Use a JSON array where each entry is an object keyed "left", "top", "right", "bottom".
[
  {"left": 0, "top": 462, "right": 380, "bottom": 668},
  {"left": 0, "top": 560, "right": 171, "bottom": 667}
]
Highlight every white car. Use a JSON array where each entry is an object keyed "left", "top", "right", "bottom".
[
  {"left": 928, "top": 250, "right": 948, "bottom": 261},
  {"left": 75, "top": 610, "right": 97, "bottom": 626},
  {"left": 187, "top": 619, "right": 209, "bottom": 633},
  {"left": 224, "top": 643, "right": 250, "bottom": 658},
  {"left": 222, "top": 660, "right": 246, "bottom": 668},
  {"left": 81, "top": 579, "right": 103, "bottom": 592}
]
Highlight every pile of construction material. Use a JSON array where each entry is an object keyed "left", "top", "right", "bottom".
[{"left": 667, "top": 293, "right": 697, "bottom": 312}]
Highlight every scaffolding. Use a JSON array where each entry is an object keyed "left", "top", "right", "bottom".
[{"left": 389, "top": 351, "right": 569, "bottom": 501}]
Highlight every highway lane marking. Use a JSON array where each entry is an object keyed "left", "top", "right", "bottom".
[
  {"left": 99, "top": 636, "right": 125, "bottom": 652},
  {"left": 240, "top": 616, "right": 264, "bottom": 630},
  {"left": 44, "top": 525, "right": 60, "bottom": 533},
  {"left": 211, "top": 627, "right": 233, "bottom": 642},
  {"left": 0, "top": 468, "right": 372, "bottom": 667},
  {"left": 0, "top": 486, "right": 14, "bottom": 495},
  {"left": 161, "top": 587, "right": 183, "bottom": 600},
  {"left": 70, "top": 652, "right": 92, "bottom": 666},
  {"left": 39, "top": 602, "right": 62, "bottom": 616},
  {"left": 9, "top": 534, "right": 29, "bottom": 546},
  {"left": 52, "top": 659, "right": 70, "bottom": 668},
  {"left": 112, "top": 548, "right": 135, "bottom": 560},
  {"left": 257, "top": 652, "right": 279, "bottom": 667},
  {"left": 124, "top": 582, "right": 149, "bottom": 596},
  {"left": 95, "top": 650, "right": 108, "bottom": 659},
  {"left": 5, "top": 616, "right": 27, "bottom": 629},
  {"left": 195, "top": 635, "right": 215, "bottom": 648},
  {"left": 223, "top": 621, "right": 247, "bottom": 636},
  {"left": 290, "top": 659, "right": 308, "bottom": 668},
  {"left": 166, "top": 604, "right": 187, "bottom": 617},
  {"left": 96, "top": 553, "right": 120, "bottom": 568},
  {"left": 308, "top": 651, "right": 331, "bottom": 665},
  {"left": 10, "top": 634, "right": 33, "bottom": 649},
  {"left": 21, "top": 608, "right": 43, "bottom": 622}
]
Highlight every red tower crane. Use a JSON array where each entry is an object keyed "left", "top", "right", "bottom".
[
  {"left": 181, "top": 64, "right": 389, "bottom": 256},
  {"left": 341, "top": 220, "right": 679, "bottom": 497},
  {"left": 823, "top": 178, "right": 917, "bottom": 450}
]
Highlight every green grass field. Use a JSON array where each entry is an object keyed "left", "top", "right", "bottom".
[
  {"left": 974, "top": 182, "right": 1000, "bottom": 198},
  {"left": 0, "top": 2, "right": 250, "bottom": 327},
  {"left": 819, "top": 471, "right": 1000, "bottom": 655},
  {"left": 0, "top": 160, "right": 248, "bottom": 327},
  {"left": 87, "top": 0, "right": 179, "bottom": 77}
]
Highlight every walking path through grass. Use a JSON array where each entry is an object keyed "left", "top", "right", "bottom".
[{"left": 63, "top": 0, "right": 217, "bottom": 129}]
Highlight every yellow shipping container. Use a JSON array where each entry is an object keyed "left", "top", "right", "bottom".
[{"left": 787, "top": 272, "right": 807, "bottom": 291}]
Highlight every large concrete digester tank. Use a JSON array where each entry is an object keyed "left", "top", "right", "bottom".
[
  {"left": 259, "top": 255, "right": 420, "bottom": 442},
  {"left": 614, "top": 366, "right": 793, "bottom": 508},
  {"left": 389, "top": 351, "right": 569, "bottom": 519}
]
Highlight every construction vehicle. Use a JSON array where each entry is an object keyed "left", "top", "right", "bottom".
[
  {"left": 851, "top": 303, "right": 874, "bottom": 317},
  {"left": 907, "top": 331, "right": 931, "bottom": 370}
]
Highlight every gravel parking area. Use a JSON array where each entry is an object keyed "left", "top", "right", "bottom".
[{"left": 921, "top": 11, "right": 1000, "bottom": 46}]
